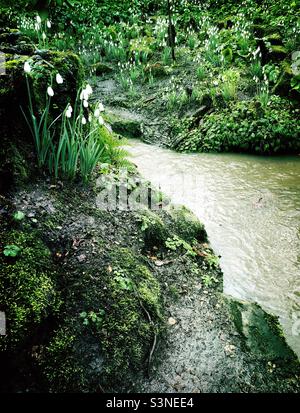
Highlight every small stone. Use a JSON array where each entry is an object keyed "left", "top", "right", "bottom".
[{"left": 168, "top": 317, "right": 177, "bottom": 326}]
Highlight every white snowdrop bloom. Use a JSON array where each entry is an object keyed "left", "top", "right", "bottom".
[
  {"left": 98, "top": 102, "right": 104, "bottom": 112},
  {"left": 68, "top": 105, "right": 73, "bottom": 113},
  {"left": 83, "top": 100, "right": 89, "bottom": 108},
  {"left": 36, "top": 15, "right": 42, "bottom": 24},
  {"left": 24, "top": 61, "right": 31, "bottom": 73},
  {"left": 65, "top": 109, "right": 72, "bottom": 118},
  {"left": 35, "top": 22, "right": 40, "bottom": 31},
  {"left": 56, "top": 73, "right": 63, "bottom": 84},
  {"left": 85, "top": 84, "right": 93, "bottom": 95},
  {"left": 82, "top": 116, "right": 87, "bottom": 125},
  {"left": 47, "top": 86, "right": 54, "bottom": 97},
  {"left": 83, "top": 89, "right": 90, "bottom": 101},
  {"left": 88, "top": 114, "right": 92, "bottom": 122},
  {"left": 47, "top": 20, "right": 51, "bottom": 29},
  {"left": 42, "top": 32, "right": 46, "bottom": 41},
  {"left": 98, "top": 116, "right": 104, "bottom": 125},
  {"left": 94, "top": 108, "right": 100, "bottom": 118}
]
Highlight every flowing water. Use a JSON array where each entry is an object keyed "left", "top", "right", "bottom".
[{"left": 128, "top": 140, "right": 300, "bottom": 358}]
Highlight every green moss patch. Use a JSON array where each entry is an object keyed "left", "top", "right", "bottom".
[
  {"left": 40, "top": 246, "right": 162, "bottom": 392},
  {"left": 0, "top": 229, "right": 59, "bottom": 351}
]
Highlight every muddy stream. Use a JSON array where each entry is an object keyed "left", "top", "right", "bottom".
[{"left": 128, "top": 140, "right": 300, "bottom": 359}]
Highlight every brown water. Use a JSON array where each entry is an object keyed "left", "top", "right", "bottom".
[{"left": 128, "top": 140, "right": 300, "bottom": 358}]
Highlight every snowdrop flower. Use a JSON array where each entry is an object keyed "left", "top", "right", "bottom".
[
  {"left": 85, "top": 84, "right": 93, "bottom": 95},
  {"left": 80, "top": 88, "right": 89, "bottom": 101},
  {"left": 82, "top": 116, "right": 87, "bottom": 125},
  {"left": 47, "top": 20, "right": 51, "bottom": 29},
  {"left": 94, "top": 108, "right": 100, "bottom": 118},
  {"left": 83, "top": 100, "right": 89, "bottom": 108},
  {"left": 98, "top": 116, "right": 104, "bottom": 125},
  {"left": 24, "top": 61, "right": 31, "bottom": 73},
  {"left": 36, "top": 15, "right": 42, "bottom": 24},
  {"left": 98, "top": 102, "right": 104, "bottom": 112},
  {"left": 35, "top": 22, "right": 41, "bottom": 31},
  {"left": 47, "top": 86, "right": 54, "bottom": 97},
  {"left": 56, "top": 73, "right": 63, "bottom": 84},
  {"left": 88, "top": 114, "right": 92, "bottom": 122},
  {"left": 42, "top": 32, "right": 46, "bottom": 41},
  {"left": 65, "top": 104, "right": 72, "bottom": 115}
]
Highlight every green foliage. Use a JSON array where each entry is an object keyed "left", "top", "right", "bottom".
[
  {"left": 165, "top": 235, "right": 196, "bottom": 257},
  {"left": 79, "top": 309, "right": 105, "bottom": 327},
  {"left": 220, "top": 69, "right": 240, "bottom": 101},
  {"left": 202, "top": 274, "right": 219, "bottom": 288},
  {"left": 22, "top": 70, "right": 128, "bottom": 181},
  {"left": 175, "top": 96, "right": 300, "bottom": 154},
  {"left": 196, "top": 65, "right": 207, "bottom": 81},
  {"left": 13, "top": 211, "right": 25, "bottom": 221},
  {"left": 3, "top": 244, "right": 21, "bottom": 257}
]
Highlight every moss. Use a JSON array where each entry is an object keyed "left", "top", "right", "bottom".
[
  {"left": 273, "top": 61, "right": 293, "bottom": 96},
  {"left": 167, "top": 204, "right": 207, "bottom": 243},
  {"left": 29, "top": 51, "right": 84, "bottom": 113},
  {"left": 40, "top": 247, "right": 162, "bottom": 392},
  {"left": 252, "top": 24, "right": 275, "bottom": 37},
  {"left": 269, "top": 45, "right": 288, "bottom": 61},
  {"left": 109, "top": 116, "right": 143, "bottom": 138},
  {"left": 265, "top": 33, "right": 283, "bottom": 46},
  {"left": 224, "top": 297, "right": 299, "bottom": 370},
  {"left": 0, "top": 228, "right": 60, "bottom": 351},
  {"left": 41, "top": 326, "right": 85, "bottom": 392},
  {"left": 138, "top": 209, "right": 169, "bottom": 249},
  {"left": 101, "top": 247, "right": 162, "bottom": 379}
]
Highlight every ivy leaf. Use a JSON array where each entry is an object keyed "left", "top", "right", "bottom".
[
  {"left": 3, "top": 245, "right": 21, "bottom": 257},
  {"left": 13, "top": 211, "right": 25, "bottom": 221}
]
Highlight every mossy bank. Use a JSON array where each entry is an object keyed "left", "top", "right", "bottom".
[{"left": 1, "top": 175, "right": 299, "bottom": 392}]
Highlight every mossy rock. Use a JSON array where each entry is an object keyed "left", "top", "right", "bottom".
[
  {"left": 40, "top": 247, "right": 162, "bottom": 392},
  {"left": 0, "top": 29, "right": 34, "bottom": 55},
  {"left": 167, "top": 204, "right": 207, "bottom": 243},
  {"left": 224, "top": 296, "right": 299, "bottom": 371},
  {"left": 0, "top": 49, "right": 83, "bottom": 113},
  {"left": 93, "top": 62, "right": 114, "bottom": 76},
  {"left": 273, "top": 61, "right": 298, "bottom": 99},
  {"left": 106, "top": 112, "right": 143, "bottom": 138},
  {"left": 265, "top": 33, "right": 283, "bottom": 46},
  {"left": 252, "top": 24, "right": 275, "bottom": 38},
  {"left": 138, "top": 209, "right": 169, "bottom": 249},
  {"left": 268, "top": 45, "right": 288, "bottom": 62},
  {"left": 0, "top": 228, "right": 59, "bottom": 351}
]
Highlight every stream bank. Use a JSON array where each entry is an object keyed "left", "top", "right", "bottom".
[{"left": 1, "top": 177, "right": 300, "bottom": 393}]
